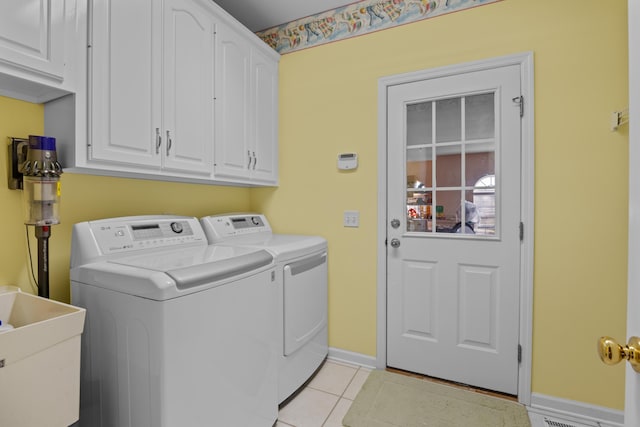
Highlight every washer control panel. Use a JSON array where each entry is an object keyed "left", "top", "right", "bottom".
[
  {"left": 200, "top": 214, "right": 272, "bottom": 242},
  {"left": 88, "top": 217, "right": 206, "bottom": 255}
]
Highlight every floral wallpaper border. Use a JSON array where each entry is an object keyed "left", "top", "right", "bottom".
[{"left": 256, "top": 0, "right": 502, "bottom": 54}]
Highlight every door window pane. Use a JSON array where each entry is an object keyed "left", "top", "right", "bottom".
[
  {"left": 465, "top": 93, "right": 495, "bottom": 140},
  {"left": 435, "top": 97, "right": 461, "bottom": 143},
  {"left": 407, "top": 152, "right": 432, "bottom": 187},
  {"left": 435, "top": 145, "right": 462, "bottom": 188},
  {"left": 407, "top": 102, "right": 432, "bottom": 146},
  {"left": 407, "top": 190, "right": 432, "bottom": 232},
  {"left": 465, "top": 151, "right": 495, "bottom": 186},
  {"left": 433, "top": 189, "right": 462, "bottom": 233},
  {"left": 473, "top": 175, "right": 496, "bottom": 235}
]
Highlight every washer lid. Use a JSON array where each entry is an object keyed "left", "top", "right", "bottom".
[
  {"left": 167, "top": 250, "right": 273, "bottom": 290},
  {"left": 72, "top": 245, "right": 274, "bottom": 300},
  {"left": 109, "top": 245, "right": 273, "bottom": 290}
]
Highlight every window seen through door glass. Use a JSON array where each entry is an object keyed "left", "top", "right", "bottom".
[{"left": 406, "top": 92, "right": 497, "bottom": 236}]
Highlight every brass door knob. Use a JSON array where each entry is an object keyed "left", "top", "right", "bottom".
[{"left": 597, "top": 336, "right": 640, "bottom": 373}]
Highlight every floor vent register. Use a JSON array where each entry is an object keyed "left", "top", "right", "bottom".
[{"left": 543, "top": 417, "right": 594, "bottom": 427}]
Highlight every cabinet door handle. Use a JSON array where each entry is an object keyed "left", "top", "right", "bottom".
[
  {"left": 252, "top": 151, "right": 257, "bottom": 170},
  {"left": 166, "top": 130, "right": 172, "bottom": 156},
  {"left": 247, "top": 150, "right": 252, "bottom": 169},
  {"left": 155, "top": 128, "right": 161, "bottom": 154}
]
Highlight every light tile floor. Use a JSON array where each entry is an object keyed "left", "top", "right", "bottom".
[
  {"left": 276, "top": 359, "right": 371, "bottom": 427},
  {"left": 276, "top": 361, "right": 538, "bottom": 427}
]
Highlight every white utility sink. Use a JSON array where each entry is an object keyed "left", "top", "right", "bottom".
[{"left": 0, "top": 288, "right": 86, "bottom": 427}]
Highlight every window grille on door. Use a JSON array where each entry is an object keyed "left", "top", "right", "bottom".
[{"left": 405, "top": 92, "right": 498, "bottom": 237}]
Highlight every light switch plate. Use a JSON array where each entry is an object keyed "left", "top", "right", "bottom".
[{"left": 344, "top": 210, "right": 359, "bottom": 227}]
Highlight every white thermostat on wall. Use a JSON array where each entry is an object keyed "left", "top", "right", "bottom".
[{"left": 337, "top": 153, "right": 358, "bottom": 170}]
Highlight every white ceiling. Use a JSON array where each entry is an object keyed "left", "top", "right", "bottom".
[{"left": 213, "top": 0, "right": 353, "bottom": 32}]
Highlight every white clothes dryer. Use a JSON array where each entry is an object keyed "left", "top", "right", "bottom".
[
  {"left": 200, "top": 214, "right": 328, "bottom": 403},
  {"left": 70, "top": 215, "right": 278, "bottom": 427}
]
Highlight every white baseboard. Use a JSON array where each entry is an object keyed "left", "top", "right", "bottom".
[
  {"left": 327, "top": 347, "right": 377, "bottom": 370},
  {"left": 529, "top": 393, "right": 623, "bottom": 427}
]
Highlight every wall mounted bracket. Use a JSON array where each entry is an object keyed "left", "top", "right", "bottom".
[
  {"left": 7, "top": 137, "right": 28, "bottom": 190},
  {"left": 611, "top": 108, "right": 629, "bottom": 131}
]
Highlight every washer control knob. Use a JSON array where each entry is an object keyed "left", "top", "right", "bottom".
[
  {"left": 251, "top": 217, "right": 261, "bottom": 225},
  {"left": 170, "top": 222, "right": 183, "bottom": 233}
]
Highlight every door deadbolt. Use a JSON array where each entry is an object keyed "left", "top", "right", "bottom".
[
  {"left": 598, "top": 336, "right": 640, "bottom": 373},
  {"left": 391, "top": 219, "right": 400, "bottom": 229},
  {"left": 390, "top": 238, "right": 401, "bottom": 248}
]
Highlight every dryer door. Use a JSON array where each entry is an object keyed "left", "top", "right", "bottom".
[{"left": 283, "top": 252, "right": 328, "bottom": 356}]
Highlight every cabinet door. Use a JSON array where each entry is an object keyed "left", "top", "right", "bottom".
[
  {"left": 250, "top": 47, "right": 278, "bottom": 184},
  {"left": 163, "top": 0, "right": 214, "bottom": 175},
  {"left": 0, "top": 0, "right": 65, "bottom": 80},
  {"left": 90, "top": 0, "right": 162, "bottom": 168},
  {"left": 213, "top": 22, "right": 251, "bottom": 180}
]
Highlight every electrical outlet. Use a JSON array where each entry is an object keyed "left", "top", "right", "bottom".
[{"left": 344, "top": 210, "right": 359, "bottom": 227}]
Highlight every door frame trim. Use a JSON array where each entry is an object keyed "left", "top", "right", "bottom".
[
  {"left": 376, "top": 51, "right": 535, "bottom": 405},
  {"left": 627, "top": 0, "right": 639, "bottom": 422}
]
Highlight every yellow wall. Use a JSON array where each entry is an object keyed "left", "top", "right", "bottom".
[
  {"left": 253, "top": 0, "right": 629, "bottom": 410},
  {"left": 0, "top": 96, "right": 251, "bottom": 302}
]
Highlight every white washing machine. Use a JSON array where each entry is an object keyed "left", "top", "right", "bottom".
[
  {"left": 70, "top": 215, "right": 278, "bottom": 427},
  {"left": 200, "top": 213, "right": 328, "bottom": 403}
]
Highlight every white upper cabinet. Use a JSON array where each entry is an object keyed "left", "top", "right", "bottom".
[
  {"left": 162, "top": 0, "right": 214, "bottom": 175},
  {"left": 214, "top": 20, "right": 279, "bottom": 185},
  {"left": 89, "top": 0, "right": 213, "bottom": 177},
  {"left": 89, "top": 0, "right": 161, "bottom": 168},
  {"left": 214, "top": 22, "right": 251, "bottom": 180},
  {"left": 44, "top": 0, "right": 279, "bottom": 186},
  {"left": 0, "top": 0, "right": 65, "bottom": 78},
  {"left": 250, "top": 46, "right": 278, "bottom": 184},
  {"left": 0, "top": 0, "right": 76, "bottom": 102}
]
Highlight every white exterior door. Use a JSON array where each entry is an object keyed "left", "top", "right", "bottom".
[
  {"left": 386, "top": 64, "right": 522, "bottom": 395},
  {"left": 626, "top": 0, "right": 640, "bottom": 424}
]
